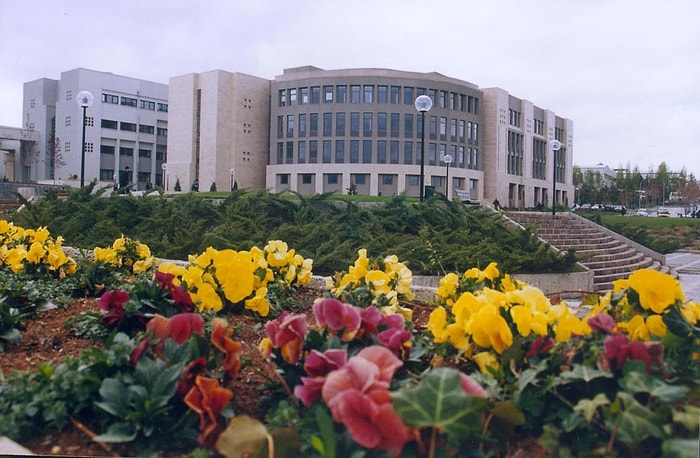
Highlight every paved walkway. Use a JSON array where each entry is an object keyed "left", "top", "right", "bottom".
[{"left": 666, "top": 252, "right": 700, "bottom": 302}]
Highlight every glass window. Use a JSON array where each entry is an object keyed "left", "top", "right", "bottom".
[
  {"left": 302, "top": 173, "right": 313, "bottom": 184},
  {"left": 350, "top": 112, "right": 360, "bottom": 137},
  {"left": 350, "top": 140, "right": 359, "bottom": 163},
  {"left": 362, "top": 140, "right": 372, "bottom": 163},
  {"left": 277, "top": 116, "right": 284, "bottom": 138},
  {"left": 403, "top": 141, "right": 413, "bottom": 164},
  {"left": 429, "top": 116, "right": 437, "bottom": 140},
  {"left": 428, "top": 89, "right": 437, "bottom": 106},
  {"left": 323, "top": 113, "right": 332, "bottom": 136},
  {"left": 328, "top": 174, "right": 339, "bottom": 184},
  {"left": 377, "top": 113, "right": 387, "bottom": 137},
  {"left": 322, "top": 140, "right": 332, "bottom": 163},
  {"left": 298, "top": 141, "right": 306, "bottom": 163},
  {"left": 324, "top": 86, "right": 334, "bottom": 103},
  {"left": 335, "top": 140, "right": 344, "bottom": 163},
  {"left": 309, "top": 140, "right": 318, "bottom": 163},
  {"left": 459, "top": 120, "right": 465, "bottom": 143},
  {"left": 300, "top": 87, "right": 309, "bottom": 105},
  {"left": 363, "top": 85, "right": 373, "bottom": 103},
  {"left": 390, "top": 113, "right": 400, "bottom": 137},
  {"left": 377, "top": 140, "right": 387, "bottom": 163},
  {"left": 439, "top": 91, "right": 446, "bottom": 108},
  {"left": 390, "top": 141, "right": 399, "bottom": 164},
  {"left": 390, "top": 86, "right": 400, "bottom": 104},
  {"left": 404, "top": 114, "right": 414, "bottom": 138},
  {"left": 382, "top": 174, "right": 393, "bottom": 185},
  {"left": 354, "top": 174, "right": 366, "bottom": 185},
  {"left": 449, "top": 92, "right": 456, "bottom": 110},
  {"left": 276, "top": 143, "right": 283, "bottom": 163},
  {"left": 310, "top": 113, "right": 318, "bottom": 136},
  {"left": 286, "top": 141, "right": 294, "bottom": 163},
  {"left": 289, "top": 89, "right": 297, "bottom": 106},
  {"left": 429, "top": 143, "right": 437, "bottom": 165},
  {"left": 336, "top": 112, "right": 345, "bottom": 136},
  {"left": 350, "top": 85, "right": 361, "bottom": 103},
  {"left": 310, "top": 86, "right": 320, "bottom": 104},
  {"left": 299, "top": 114, "right": 307, "bottom": 137},
  {"left": 337, "top": 85, "right": 347, "bottom": 103},
  {"left": 403, "top": 87, "right": 414, "bottom": 105},
  {"left": 377, "top": 85, "right": 388, "bottom": 103},
  {"left": 287, "top": 114, "right": 295, "bottom": 137},
  {"left": 450, "top": 118, "right": 457, "bottom": 141},
  {"left": 363, "top": 112, "right": 372, "bottom": 136}
]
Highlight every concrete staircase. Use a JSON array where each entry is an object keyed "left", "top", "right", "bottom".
[{"left": 505, "top": 211, "right": 671, "bottom": 293}]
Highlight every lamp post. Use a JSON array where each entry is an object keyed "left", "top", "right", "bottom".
[
  {"left": 550, "top": 139, "right": 561, "bottom": 217},
  {"left": 161, "top": 163, "right": 167, "bottom": 190},
  {"left": 443, "top": 154, "right": 453, "bottom": 198},
  {"left": 76, "top": 91, "right": 94, "bottom": 187},
  {"left": 414, "top": 95, "right": 433, "bottom": 202},
  {"left": 229, "top": 168, "right": 236, "bottom": 191}
]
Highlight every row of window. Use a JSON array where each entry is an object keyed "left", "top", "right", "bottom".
[
  {"left": 274, "top": 140, "right": 480, "bottom": 170},
  {"left": 99, "top": 169, "right": 164, "bottom": 184},
  {"left": 278, "top": 85, "right": 480, "bottom": 114},
  {"left": 101, "top": 93, "right": 168, "bottom": 112},
  {"left": 100, "top": 119, "right": 167, "bottom": 136},
  {"left": 507, "top": 132, "right": 566, "bottom": 182},
  {"left": 276, "top": 113, "right": 479, "bottom": 144},
  {"left": 100, "top": 145, "right": 166, "bottom": 160}
]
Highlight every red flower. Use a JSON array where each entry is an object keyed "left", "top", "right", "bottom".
[
  {"left": 321, "top": 346, "right": 410, "bottom": 457},
  {"left": 129, "top": 337, "right": 151, "bottom": 366},
  {"left": 155, "top": 270, "right": 195, "bottom": 313},
  {"left": 211, "top": 318, "right": 243, "bottom": 379},
  {"left": 359, "top": 307, "right": 411, "bottom": 357},
  {"left": 526, "top": 336, "right": 555, "bottom": 358},
  {"left": 459, "top": 372, "right": 488, "bottom": 398},
  {"left": 603, "top": 333, "right": 665, "bottom": 372},
  {"left": 177, "top": 357, "right": 207, "bottom": 398},
  {"left": 588, "top": 313, "right": 616, "bottom": 334},
  {"left": 184, "top": 375, "right": 233, "bottom": 449},
  {"left": 264, "top": 311, "right": 308, "bottom": 365},
  {"left": 99, "top": 290, "right": 130, "bottom": 329},
  {"left": 146, "top": 313, "right": 205, "bottom": 357},
  {"left": 294, "top": 349, "right": 348, "bottom": 407},
  {"left": 313, "top": 298, "right": 362, "bottom": 342}
]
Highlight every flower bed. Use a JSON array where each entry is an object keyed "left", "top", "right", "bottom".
[{"left": 0, "top": 221, "right": 698, "bottom": 457}]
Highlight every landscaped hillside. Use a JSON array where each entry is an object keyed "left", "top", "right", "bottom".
[{"left": 10, "top": 185, "right": 577, "bottom": 276}]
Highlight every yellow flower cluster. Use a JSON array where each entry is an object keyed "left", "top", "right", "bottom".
[
  {"left": 157, "top": 240, "right": 313, "bottom": 317},
  {"left": 327, "top": 248, "right": 415, "bottom": 318},
  {"left": 428, "top": 263, "right": 590, "bottom": 375},
  {"left": 592, "top": 269, "right": 700, "bottom": 341},
  {"left": 0, "top": 220, "right": 76, "bottom": 276},
  {"left": 93, "top": 235, "right": 154, "bottom": 274}
]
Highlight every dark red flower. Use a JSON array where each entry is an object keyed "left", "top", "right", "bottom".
[
  {"left": 211, "top": 318, "right": 243, "bottom": 379},
  {"left": 588, "top": 313, "right": 616, "bottom": 334},
  {"left": 99, "top": 290, "right": 130, "bottom": 329},
  {"left": 177, "top": 357, "right": 207, "bottom": 398},
  {"left": 294, "top": 349, "right": 348, "bottom": 407},
  {"left": 184, "top": 375, "right": 234, "bottom": 449},
  {"left": 526, "top": 336, "right": 555, "bottom": 358}
]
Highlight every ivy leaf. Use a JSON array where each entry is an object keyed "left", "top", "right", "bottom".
[
  {"left": 392, "top": 367, "right": 488, "bottom": 440},
  {"left": 573, "top": 393, "right": 610, "bottom": 422},
  {"left": 93, "top": 421, "right": 138, "bottom": 443},
  {"left": 619, "top": 370, "right": 689, "bottom": 403},
  {"left": 559, "top": 364, "right": 613, "bottom": 384},
  {"left": 610, "top": 392, "right": 665, "bottom": 443}
]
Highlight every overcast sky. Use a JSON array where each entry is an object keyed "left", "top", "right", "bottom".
[{"left": 1, "top": 0, "right": 698, "bottom": 175}]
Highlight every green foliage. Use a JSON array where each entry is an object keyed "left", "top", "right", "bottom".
[{"left": 11, "top": 190, "right": 579, "bottom": 276}]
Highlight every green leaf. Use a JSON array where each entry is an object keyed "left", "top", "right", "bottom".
[
  {"left": 573, "top": 393, "right": 610, "bottom": 422},
  {"left": 663, "top": 306, "right": 694, "bottom": 337},
  {"left": 392, "top": 367, "right": 488, "bottom": 440},
  {"left": 661, "top": 439, "right": 700, "bottom": 458},
  {"left": 96, "top": 378, "right": 130, "bottom": 418},
  {"left": 620, "top": 370, "right": 690, "bottom": 403},
  {"left": 314, "top": 404, "right": 337, "bottom": 458},
  {"left": 0, "top": 328, "right": 21, "bottom": 344},
  {"left": 673, "top": 405, "right": 700, "bottom": 432},
  {"left": 612, "top": 392, "right": 665, "bottom": 443},
  {"left": 559, "top": 364, "right": 613, "bottom": 384},
  {"left": 93, "top": 421, "right": 138, "bottom": 443}
]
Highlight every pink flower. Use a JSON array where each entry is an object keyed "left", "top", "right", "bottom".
[
  {"left": 322, "top": 346, "right": 410, "bottom": 456},
  {"left": 588, "top": 313, "right": 616, "bottom": 334},
  {"left": 359, "top": 307, "right": 411, "bottom": 357},
  {"left": 294, "top": 349, "right": 347, "bottom": 407},
  {"left": 459, "top": 372, "right": 488, "bottom": 398},
  {"left": 526, "top": 336, "right": 555, "bottom": 358},
  {"left": 264, "top": 311, "right": 308, "bottom": 365},
  {"left": 313, "top": 298, "right": 361, "bottom": 342}
]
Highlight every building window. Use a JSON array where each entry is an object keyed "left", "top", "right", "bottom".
[
  {"left": 139, "top": 124, "right": 154, "bottom": 134},
  {"left": 459, "top": 120, "right": 465, "bottom": 143},
  {"left": 300, "top": 87, "right": 309, "bottom": 105},
  {"left": 377, "top": 113, "right": 387, "bottom": 137},
  {"left": 310, "top": 86, "right": 320, "bottom": 104},
  {"left": 350, "top": 85, "right": 361, "bottom": 103},
  {"left": 363, "top": 85, "right": 373, "bottom": 103},
  {"left": 450, "top": 119, "right": 457, "bottom": 142},
  {"left": 120, "top": 122, "right": 137, "bottom": 132},
  {"left": 350, "top": 140, "right": 359, "bottom": 163},
  {"left": 532, "top": 138, "right": 547, "bottom": 179},
  {"left": 403, "top": 87, "right": 414, "bottom": 105},
  {"left": 404, "top": 114, "right": 414, "bottom": 138},
  {"left": 507, "top": 130, "right": 524, "bottom": 176},
  {"left": 119, "top": 147, "right": 134, "bottom": 156},
  {"left": 377, "top": 140, "right": 387, "bottom": 164},
  {"left": 323, "top": 113, "right": 332, "bottom": 136},
  {"left": 377, "top": 85, "right": 387, "bottom": 103},
  {"left": 157, "top": 103, "right": 168, "bottom": 112},
  {"left": 286, "top": 114, "right": 295, "bottom": 137},
  {"left": 350, "top": 112, "right": 360, "bottom": 137},
  {"left": 534, "top": 119, "right": 544, "bottom": 135},
  {"left": 280, "top": 174, "right": 289, "bottom": 185},
  {"left": 121, "top": 97, "right": 137, "bottom": 107},
  {"left": 327, "top": 174, "right": 339, "bottom": 185},
  {"left": 403, "top": 142, "right": 413, "bottom": 165},
  {"left": 449, "top": 92, "right": 456, "bottom": 110},
  {"left": 336, "top": 85, "right": 347, "bottom": 103},
  {"left": 439, "top": 117, "right": 447, "bottom": 140},
  {"left": 362, "top": 140, "right": 372, "bottom": 163},
  {"left": 139, "top": 149, "right": 151, "bottom": 158},
  {"left": 276, "top": 143, "right": 284, "bottom": 163},
  {"left": 102, "top": 93, "right": 119, "bottom": 104},
  {"left": 336, "top": 112, "right": 345, "bottom": 136},
  {"left": 100, "top": 145, "right": 115, "bottom": 155},
  {"left": 439, "top": 91, "right": 446, "bottom": 108},
  {"left": 279, "top": 89, "right": 286, "bottom": 106},
  {"left": 309, "top": 140, "right": 318, "bottom": 163},
  {"left": 277, "top": 116, "right": 284, "bottom": 139},
  {"left": 139, "top": 100, "right": 155, "bottom": 110},
  {"left": 429, "top": 116, "right": 437, "bottom": 140},
  {"left": 322, "top": 140, "right": 332, "bottom": 163},
  {"left": 299, "top": 114, "right": 307, "bottom": 137},
  {"left": 302, "top": 173, "right": 313, "bottom": 184},
  {"left": 354, "top": 174, "right": 367, "bottom": 185},
  {"left": 101, "top": 119, "right": 117, "bottom": 129},
  {"left": 286, "top": 141, "right": 294, "bottom": 163},
  {"left": 509, "top": 109, "right": 521, "bottom": 127},
  {"left": 335, "top": 140, "right": 345, "bottom": 163},
  {"left": 289, "top": 88, "right": 297, "bottom": 106},
  {"left": 298, "top": 141, "right": 306, "bottom": 163},
  {"left": 363, "top": 112, "right": 372, "bottom": 136},
  {"left": 390, "top": 141, "right": 399, "bottom": 164},
  {"left": 310, "top": 113, "right": 318, "bottom": 136},
  {"left": 429, "top": 143, "right": 437, "bottom": 165},
  {"left": 390, "top": 113, "right": 400, "bottom": 138},
  {"left": 390, "top": 86, "right": 400, "bottom": 104},
  {"left": 157, "top": 128, "right": 168, "bottom": 137},
  {"left": 323, "top": 86, "right": 333, "bottom": 103},
  {"left": 381, "top": 174, "right": 394, "bottom": 185},
  {"left": 100, "top": 169, "right": 115, "bottom": 181}
]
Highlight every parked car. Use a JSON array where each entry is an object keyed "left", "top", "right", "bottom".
[
  {"left": 579, "top": 203, "right": 592, "bottom": 210},
  {"left": 634, "top": 209, "right": 649, "bottom": 217},
  {"left": 657, "top": 207, "right": 671, "bottom": 217}
]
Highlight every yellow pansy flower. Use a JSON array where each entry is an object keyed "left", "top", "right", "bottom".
[
  {"left": 245, "top": 286, "right": 270, "bottom": 317},
  {"left": 472, "top": 351, "right": 500, "bottom": 376},
  {"left": 26, "top": 241, "right": 46, "bottom": 264},
  {"left": 646, "top": 314, "right": 667, "bottom": 338},
  {"left": 467, "top": 304, "right": 513, "bottom": 353},
  {"left": 627, "top": 269, "right": 684, "bottom": 314}
]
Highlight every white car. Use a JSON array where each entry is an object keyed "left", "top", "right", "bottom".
[
  {"left": 634, "top": 209, "right": 649, "bottom": 216},
  {"left": 657, "top": 207, "right": 671, "bottom": 217}
]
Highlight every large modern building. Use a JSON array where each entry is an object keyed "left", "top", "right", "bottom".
[
  {"left": 168, "top": 66, "right": 573, "bottom": 207},
  {"left": 22, "top": 68, "right": 169, "bottom": 189}
]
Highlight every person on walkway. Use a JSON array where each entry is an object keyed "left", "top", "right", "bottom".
[{"left": 492, "top": 198, "right": 501, "bottom": 211}]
